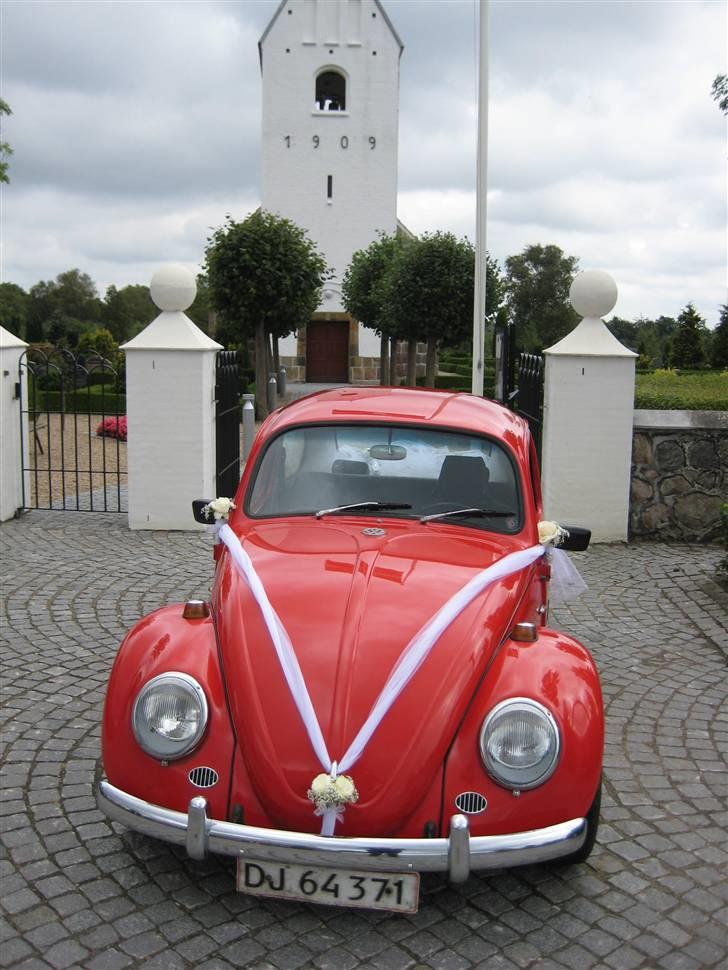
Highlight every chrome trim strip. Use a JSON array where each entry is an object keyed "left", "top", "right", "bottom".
[{"left": 96, "top": 780, "right": 586, "bottom": 880}]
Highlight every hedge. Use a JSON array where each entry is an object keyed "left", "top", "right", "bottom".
[
  {"left": 634, "top": 371, "right": 728, "bottom": 410},
  {"left": 34, "top": 389, "right": 127, "bottom": 414},
  {"left": 417, "top": 374, "right": 496, "bottom": 395}
]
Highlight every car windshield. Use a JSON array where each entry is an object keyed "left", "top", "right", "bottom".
[{"left": 247, "top": 424, "right": 522, "bottom": 534}]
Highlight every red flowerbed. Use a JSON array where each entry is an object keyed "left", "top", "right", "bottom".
[{"left": 96, "top": 416, "right": 128, "bottom": 441}]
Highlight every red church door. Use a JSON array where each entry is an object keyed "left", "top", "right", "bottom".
[{"left": 306, "top": 320, "right": 350, "bottom": 382}]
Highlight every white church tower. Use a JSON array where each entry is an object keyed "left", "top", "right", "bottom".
[{"left": 259, "top": 0, "right": 403, "bottom": 382}]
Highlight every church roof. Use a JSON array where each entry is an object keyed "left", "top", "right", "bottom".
[{"left": 258, "top": 0, "right": 404, "bottom": 67}]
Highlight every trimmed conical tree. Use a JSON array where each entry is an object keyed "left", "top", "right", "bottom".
[{"left": 671, "top": 303, "right": 707, "bottom": 369}]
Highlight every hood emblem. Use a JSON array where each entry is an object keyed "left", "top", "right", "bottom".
[{"left": 362, "top": 527, "right": 386, "bottom": 537}]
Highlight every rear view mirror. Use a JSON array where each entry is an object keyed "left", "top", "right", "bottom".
[
  {"left": 560, "top": 527, "right": 591, "bottom": 552},
  {"left": 370, "top": 444, "right": 407, "bottom": 461},
  {"left": 192, "top": 500, "right": 213, "bottom": 524}
]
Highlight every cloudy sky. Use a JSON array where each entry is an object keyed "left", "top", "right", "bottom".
[{"left": 1, "top": 0, "right": 725, "bottom": 325}]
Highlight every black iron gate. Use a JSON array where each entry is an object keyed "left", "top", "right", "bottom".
[
  {"left": 506, "top": 353, "right": 544, "bottom": 458},
  {"left": 19, "top": 347, "right": 127, "bottom": 512},
  {"left": 215, "top": 350, "right": 241, "bottom": 497}
]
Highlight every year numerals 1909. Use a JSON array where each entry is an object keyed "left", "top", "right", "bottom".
[{"left": 284, "top": 135, "right": 376, "bottom": 149}]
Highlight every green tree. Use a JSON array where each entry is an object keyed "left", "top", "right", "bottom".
[
  {"left": 342, "top": 232, "right": 405, "bottom": 385},
  {"left": 0, "top": 282, "right": 30, "bottom": 339},
  {"left": 671, "top": 303, "right": 707, "bottom": 368},
  {"left": 712, "top": 74, "right": 728, "bottom": 114},
  {"left": 77, "top": 327, "right": 118, "bottom": 360},
  {"left": 0, "top": 98, "right": 12, "bottom": 184},
  {"left": 386, "top": 232, "right": 476, "bottom": 387},
  {"left": 186, "top": 273, "right": 214, "bottom": 336},
  {"left": 710, "top": 304, "right": 728, "bottom": 370},
  {"left": 28, "top": 269, "right": 104, "bottom": 345},
  {"left": 103, "top": 284, "right": 155, "bottom": 342},
  {"left": 606, "top": 316, "right": 638, "bottom": 351},
  {"left": 504, "top": 244, "right": 580, "bottom": 353},
  {"left": 204, "top": 211, "right": 328, "bottom": 416}
]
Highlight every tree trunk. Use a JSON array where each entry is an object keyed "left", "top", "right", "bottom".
[
  {"left": 406, "top": 339, "right": 417, "bottom": 387},
  {"left": 389, "top": 337, "right": 398, "bottom": 385},
  {"left": 380, "top": 333, "right": 389, "bottom": 386},
  {"left": 272, "top": 335, "right": 280, "bottom": 376},
  {"left": 255, "top": 321, "right": 268, "bottom": 418},
  {"left": 425, "top": 337, "right": 438, "bottom": 388}
]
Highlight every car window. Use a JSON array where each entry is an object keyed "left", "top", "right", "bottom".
[{"left": 247, "top": 424, "right": 521, "bottom": 533}]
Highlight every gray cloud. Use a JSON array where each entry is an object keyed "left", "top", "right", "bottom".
[{"left": 1, "top": 0, "right": 725, "bottom": 325}]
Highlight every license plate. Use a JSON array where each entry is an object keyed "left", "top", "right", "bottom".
[{"left": 237, "top": 858, "right": 420, "bottom": 913}]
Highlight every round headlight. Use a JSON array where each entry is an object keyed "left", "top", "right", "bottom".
[
  {"left": 132, "top": 672, "right": 208, "bottom": 761},
  {"left": 479, "top": 698, "right": 560, "bottom": 790}
]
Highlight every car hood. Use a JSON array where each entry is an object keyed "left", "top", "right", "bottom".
[{"left": 215, "top": 520, "right": 534, "bottom": 835}]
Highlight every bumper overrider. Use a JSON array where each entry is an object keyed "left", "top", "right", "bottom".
[{"left": 97, "top": 781, "right": 586, "bottom": 882}]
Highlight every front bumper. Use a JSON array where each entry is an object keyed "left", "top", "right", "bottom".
[{"left": 97, "top": 780, "right": 586, "bottom": 883}]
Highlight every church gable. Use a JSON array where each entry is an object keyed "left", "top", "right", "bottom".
[{"left": 259, "top": 0, "right": 403, "bottom": 66}]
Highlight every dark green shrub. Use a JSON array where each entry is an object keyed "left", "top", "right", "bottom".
[
  {"left": 718, "top": 504, "right": 728, "bottom": 582},
  {"left": 35, "top": 389, "right": 126, "bottom": 413}
]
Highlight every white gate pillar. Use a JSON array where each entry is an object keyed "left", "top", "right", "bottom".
[
  {"left": 541, "top": 271, "right": 637, "bottom": 543},
  {"left": 122, "top": 265, "right": 222, "bottom": 530},
  {"left": 0, "top": 326, "right": 29, "bottom": 522}
]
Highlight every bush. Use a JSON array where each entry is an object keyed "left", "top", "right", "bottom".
[
  {"left": 86, "top": 372, "right": 118, "bottom": 387},
  {"left": 96, "top": 416, "right": 128, "bottom": 441},
  {"left": 717, "top": 504, "right": 728, "bottom": 582},
  {"left": 416, "top": 373, "right": 496, "bottom": 396},
  {"left": 635, "top": 370, "right": 728, "bottom": 410},
  {"left": 35, "top": 388, "right": 126, "bottom": 413}
]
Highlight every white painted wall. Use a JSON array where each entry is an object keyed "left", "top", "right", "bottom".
[
  {"left": 541, "top": 354, "right": 636, "bottom": 542},
  {"left": 358, "top": 324, "right": 381, "bottom": 356},
  {"left": 122, "top": 266, "right": 223, "bottom": 531},
  {"left": 0, "top": 327, "right": 28, "bottom": 522},
  {"left": 260, "top": 0, "right": 401, "bottom": 353},
  {"left": 124, "top": 343, "right": 219, "bottom": 530},
  {"left": 540, "top": 271, "right": 636, "bottom": 543}
]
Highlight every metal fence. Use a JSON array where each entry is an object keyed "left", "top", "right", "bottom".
[
  {"left": 215, "top": 350, "right": 241, "bottom": 498},
  {"left": 19, "top": 347, "right": 127, "bottom": 512},
  {"left": 512, "top": 353, "right": 545, "bottom": 458}
]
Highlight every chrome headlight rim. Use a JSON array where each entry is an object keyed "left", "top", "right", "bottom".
[
  {"left": 132, "top": 671, "right": 208, "bottom": 762},
  {"left": 479, "top": 696, "right": 560, "bottom": 790}
]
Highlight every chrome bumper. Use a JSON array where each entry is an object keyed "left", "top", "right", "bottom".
[{"left": 96, "top": 780, "right": 586, "bottom": 883}]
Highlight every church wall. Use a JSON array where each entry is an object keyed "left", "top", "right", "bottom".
[{"left": 260, "top": 1, "right": 400, "bottom": 319}]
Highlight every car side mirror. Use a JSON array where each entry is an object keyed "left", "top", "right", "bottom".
[
  {"left": 192, "top": 500, "right": 213, "bottom": 524},
  {"left": 560, "top": 527, "right": 591, "bottom": 552}
]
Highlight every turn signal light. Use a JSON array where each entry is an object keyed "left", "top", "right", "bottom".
[
  {"left": 183, "top": 600, "right": 209, "bottom": 620},
  {"left": 510, "top": 622, "right": 538, "bottom": 642}
]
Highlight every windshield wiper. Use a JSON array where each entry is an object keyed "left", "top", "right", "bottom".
[
  {"left": 420, "top": 507, "right": 515, "bottom": 524},
  {"left": 315, "top": 501, "right": 412, "bottom": 520}
]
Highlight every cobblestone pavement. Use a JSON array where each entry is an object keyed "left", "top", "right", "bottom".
[{"left": 1, "top": 511, "right": 726, "bottom": 970}]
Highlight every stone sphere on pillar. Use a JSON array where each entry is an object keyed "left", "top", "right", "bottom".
[
  {"left": 150, "top": 264, "right": 197, "bottom": 312},
  {"left": 569, "top": 270, "right": 618, "bottom": 320}
]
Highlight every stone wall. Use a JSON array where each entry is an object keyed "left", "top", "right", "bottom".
[{"left": 631, "top": 411, "right": 727, "bottom": 541}]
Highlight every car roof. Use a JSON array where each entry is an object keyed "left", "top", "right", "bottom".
[{"left": 264, "top": 387, "right": 531, "bottom": 454}]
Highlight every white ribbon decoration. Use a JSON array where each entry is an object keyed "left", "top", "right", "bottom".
[
  {"left": 548, "top": 547, "right": 588, "bottom": 601},
  {"left": 216, "top": 521, "right": 551, "bottom": 835}
]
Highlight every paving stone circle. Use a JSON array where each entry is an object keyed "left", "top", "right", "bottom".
[{"left": 1, "top": 510, "right": 726, "bottom": 970}]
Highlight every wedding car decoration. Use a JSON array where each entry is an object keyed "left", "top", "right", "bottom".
[{"left": 97, "top": 387, "right": 603, "bottom": 915}]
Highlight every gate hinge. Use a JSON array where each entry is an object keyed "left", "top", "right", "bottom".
[{"left": 14, "top": 382, "right": 21, "bottom": 400}]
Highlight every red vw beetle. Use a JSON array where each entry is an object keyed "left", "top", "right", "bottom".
[{"left": 97, "top": 388, "right": 603, "bottom": 913}]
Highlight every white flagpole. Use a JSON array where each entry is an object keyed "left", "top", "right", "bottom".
[{"left": 471, "top": 0, "right": 489, "bottom": 396}]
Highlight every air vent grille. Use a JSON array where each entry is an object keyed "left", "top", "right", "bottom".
[
  {"left": 189, "top": 766, "right": 219, "bottom": 789},
  {"left": 455, "top": 791, "right": 487, "bottom": 814}
]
